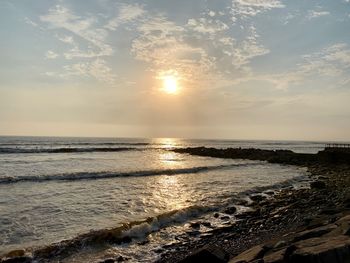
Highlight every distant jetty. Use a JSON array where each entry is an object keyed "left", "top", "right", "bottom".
[{"left": 173, "top": 145, "right": 350, "bottom": 166}]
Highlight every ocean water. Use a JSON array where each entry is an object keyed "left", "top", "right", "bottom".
[{"left": 0, "top": 137, "right": 328, "bottom": 262}]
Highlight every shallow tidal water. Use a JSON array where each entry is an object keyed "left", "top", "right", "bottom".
[{"left": 0, "top": 137, "right": 325, "bottom": 262}]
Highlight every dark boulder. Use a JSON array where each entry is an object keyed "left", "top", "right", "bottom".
[
  {"left": 310, "top": 181, "right": 326, "bottom": 189},
  {"left": 223, "top": 206, "right": 237, "bottom": 215},
  {"left": 180, "top": 244, "right": 229, "bottom": 263}
]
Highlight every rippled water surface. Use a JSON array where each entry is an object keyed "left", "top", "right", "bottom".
[{"left": 0, "top": 137, "right": 327, "bottom": 261}]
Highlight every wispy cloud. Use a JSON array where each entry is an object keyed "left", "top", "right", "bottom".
[
  {"left": 231, "top": 0, "right": 285, "bottom": 21},
  {"left": 50, "top": 59, "right": 117, "bottom": 83},
  {"left": 45, "top": 50, "right": 59, "bottom": 59},
  {"left": 187, "top": 18, "right": 229, "bottom": 35},
  {"left": 24, "top": 17, "right": 38, "bottom": 27},
  {"left": 104, "top": 3, "right": 145, "bottom": 31},
  {"left": 39, "top": 4, "right": 117, "bottom": 83},
  {"left": 40, "top": 5, "right": 113, "bottom": 58},
  {"left": 307, "top": 10, "right": 330, "bottom": 19},
  {"left": 251, "top": 43, "right": 350, "bottom": 90},
  {"left": 57, "top": 35, "right": 74, "bottom": 44}
]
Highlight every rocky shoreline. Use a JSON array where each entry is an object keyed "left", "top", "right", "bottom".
[
  {"left": 1, "top": 147, "right": 350, "bottom": 263},
  {"left": 156, "top": 147, "right": 350, "bottom": 263}
]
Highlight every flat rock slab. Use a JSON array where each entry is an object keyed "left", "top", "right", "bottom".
[
  {"left": 292, "top": 224, "right": 337, "bottom": 242},
  {"left": 229, "top": 245, "right": 268, "bottom": 263},
  {"left": 290, "top": 235, "right": 350, "bottom": 263}
]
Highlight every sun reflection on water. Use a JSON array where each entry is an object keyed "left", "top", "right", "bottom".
[
  {"left": 159, "top": 151, "right": 179, "bottom": 166},
  {"left": 153, "top": 138, "right": 179, "bottom": 149},
  {"left": 153, "top": 175, "right": 189, "bottom": 211}
]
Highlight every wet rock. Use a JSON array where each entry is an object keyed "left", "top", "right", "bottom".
[
  {"left": 3, "top": 250, "right": 26, "bottom": 258},
  {"left": 179, "top": 244, "right": 229, "bottom": 263},
  {"left": 273, "top": 240, "right": 287, "bottom": 249},
  {"left": 99, "top": 259, "right": 115, "bottom": 263},
  {"left": 137, "top": 239, "right": 150, "bottom": 245},
  {"left": 190, "top": 222, "right": 201, "bottom": 229},
  {"left": 154, "top": 248, "right": 164, "bottom": 253},
  {"left": 117, "top": 255, "right": 128, "bottom": 262},
  {"left": 250, "top": 195, "right": 266, "bottom": 203},
  {"left": 290, "top": 235, "right": 350, "bottom": 262},
  {"left": 263, "top": 248, "right": 286, "bottom": 263},
  {"left": 320, "top": 207, "right": 340, "bottom": 215},
  {"left": 310, "top": 181, "right": 326, "bottom": 189},
  {"left": 292, "top": 224, "right": 337, "bottom": 242},
  {"left": 220, "top": 216, "right": 230, "bottom": 220},
  {"left": 186, "top": 230, "right": 200, "bottom": 236},
  {"left": 1, "top": 256, "right": 32, "bottom": 263},
  {"left": 236, "top": 209, "right": 261, "bottom": 219},
  {"left": 201, "top": 221, "right": 212, "bottom": 228},
  {"left": 229, "top": 245, "right": 269, "bottom": 263},
  {"left": 224, "top": 206, "right": 237, "bottom": 215},
  {"left": 304, "top": 216, "right": 329, "bottom": 229}
]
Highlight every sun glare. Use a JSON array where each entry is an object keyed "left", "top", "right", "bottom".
[{"left": 163, "top": 76, "right": 178, "bottom": 94}]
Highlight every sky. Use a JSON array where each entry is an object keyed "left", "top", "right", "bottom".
[{"left": 0, "top": 0, "right": 350, "bottom": 141}]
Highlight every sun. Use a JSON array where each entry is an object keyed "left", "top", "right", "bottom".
[{"left": 162, "top": 76, "right": 178, "bottom": 94}]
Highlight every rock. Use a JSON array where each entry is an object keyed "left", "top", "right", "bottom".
[
  {"left": 236, "top": 209, "right": 260, "bottom": 219},
  {"left": 273, "top": 240, "right": 288, "bottom": 249},
  {"left": 304, "top": 216, "right": 329, "bottom": 229},
  {"left": 224, "top": 206, "right": 237, "bottom": 215},
  {"left": 320, "top": 207, "right": 340, "bottom": 215},
  {"left": 326, "top": 215, "right": 350, "bottom": 236},
  {"left": 250, "top": 195, "right": 266, "bottom": 202},
  {"left": 292, "top": 224, "right": 337, "bottom": 242},
  {"left": 310, "top": 181, "right": 326, "bottom": 189},
  {"left": 290, "top": 235, "right": 350, "bottom": 262},
  {"left": 99, "top": 259, "right": 115, "bottom": 263},
  {"left": 1, "top": 250, "right": 31, "bottom": 263},
  {"left": 229, "top": 245, "right": 269, "bottom": 263},
  {"left": 186, "top": 230, "right": 200, "bottom": 236},
  {"left": 137, "top": 239, "right": 150, "bottom": 245},
  {"left": 117, "top": 255, "right": 128, "bottom": 262},
  {"left": 180, "top": 244, "right": 229, "bottom": 263},
  {"left": 263, "top": 248, "right": 286, "bottom": 263},
  {"left": 190, "top": 222, "right": 201, "bottom": 229},
  {"left": 3, "top": 250, "right": 26, "bottom": 258},
  {"left": 201, "top": 221, "right": 212, "bottom": 228},
  {"left": 1, "top": 257, "right": 32, "bottom": 263}
]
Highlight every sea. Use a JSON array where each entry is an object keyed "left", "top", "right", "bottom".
[{"left": 0, "top": 137, "right": 331, "bottom": 262}]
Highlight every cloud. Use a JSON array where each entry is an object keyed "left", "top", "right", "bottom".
[
  {"left": 24, "top": 17, "right": 38, "bottom": 27},
  {"left": 187, "top": 18, "right": 229, "bottom": 35},
  {"left": 307, "top": 10, "right": 330, "bottom": 19},
  {"left": 299, "top": 43, "right": 350, "bottom": 76},
  {"left": 39, "top": 4, "right": 118, "bottom": 83},
  {"left": 57, "top": 35, "right": 74, "bottom": 44},
  {"left": 130, "top": 10, "right": 270, "bottom": 89},
  {"left": 40, "top": 5, "right": 113, "bottom": 58},
  {"left": 105, "top": 3, "right": 145, "bottom": 31},
  {"left": 62, "top": 59, "right": 116, "bottom": 83},
  {"left": 38, "top": 2, "right": 275, "bottom": 88},
  {"left": 251, "top": 43, "right": 350, "bottom": 90},
  {"left": 231, "top": 0, "right": 284, "bottom": 21},
  {"left": 45, "top": 50, "right": 59, "bottom": 59}
]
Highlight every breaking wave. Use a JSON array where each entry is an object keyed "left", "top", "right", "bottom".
[
  {"left": 0, "top": 205, "right": 213, "bottom": 260},
  {"left": 0, "top": 163, "right": 262, "bottom": 184},
  {"left": 0, "top": 147, "right": 136, "bottom": 154}
]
